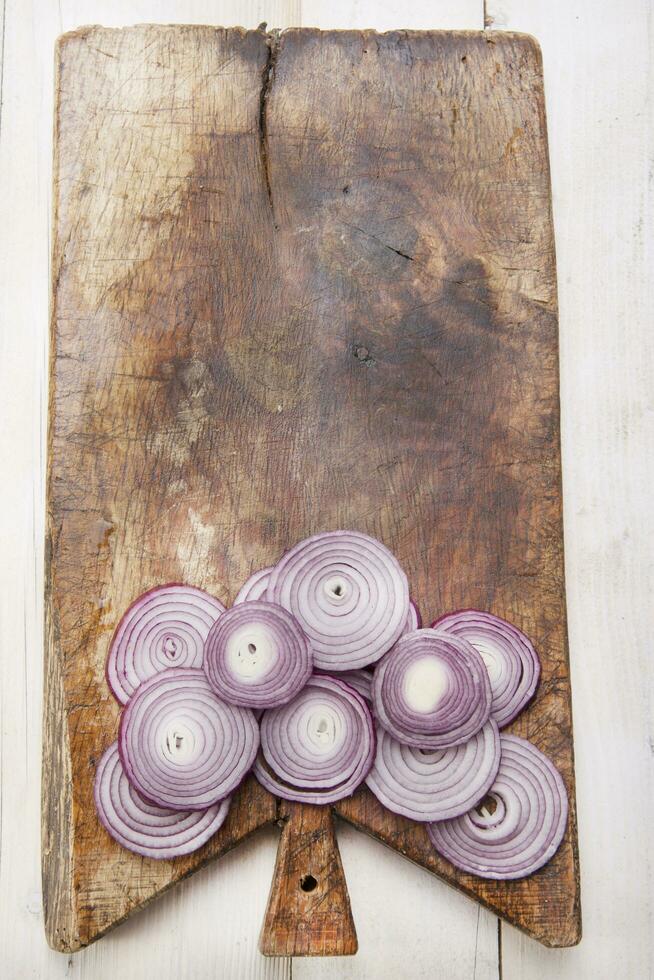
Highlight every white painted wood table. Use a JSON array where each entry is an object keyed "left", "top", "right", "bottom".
[{"left": 0, "top": 1, "right": 651, "bottom": 977}]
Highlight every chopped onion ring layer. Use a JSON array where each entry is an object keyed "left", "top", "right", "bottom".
[
  {"left": 432, "top": 609, "right": 540, "bottom": 728},
  {"left": 403, "top": 599, "right": 422, "bottom": 634},
  {"left": 265, "top": 530, "right": 409, "bottom": 670},
  {"left": 366, "top": 720, "right": 500, "bottom": 822},
  {"left": 119, "top": 668, "right": 258, "bottom": 810},
  {"left": 106, "top": 584, "right": 225, "bottom": 705},
  {"left": 253, "top": 675, "right": 375, "bottom": 804},
  {"left": 204, "top": 601, "right": 312, "bottom": 708},
  {"left": 233, "top": 567, "right": 273, "bottom": 604},
  {"left": 372, "top": 629, "right": 492, "bottom": 748}
]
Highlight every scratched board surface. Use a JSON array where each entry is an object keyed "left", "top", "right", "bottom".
[{"left": 43, "top": 25, "right": 580, "bottom": 952}]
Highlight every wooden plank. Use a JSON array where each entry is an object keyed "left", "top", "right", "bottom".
[
  {"left": 485, "top": 0, "right": 654, "bottom": 974},
  {"left": 45, "top": 20, "right": 578, "bottom": 958},
  {"left": 286, "top": 11, "right": 499, "bottom": 977},
  {"left": 60, "top": 0, "right": 302, "bottom": 31},
  {"left": 44, "top": 23, "right": 281, "bottom": 953},
  {"left": 269, "top": 26, "right": 578, "bottom": 947},
  {"left": 0, "top": 1, "right": 70, "bottom": 977},
  {"left": 7, "top": 0, "right": 652, "bottom": 976}
]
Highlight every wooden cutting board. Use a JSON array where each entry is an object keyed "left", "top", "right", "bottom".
[{"left": 43, "top": 25, "right": 580, "bottom": 955}]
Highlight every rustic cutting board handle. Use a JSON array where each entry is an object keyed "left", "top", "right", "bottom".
[{"left": 259, "top": 801, "right": 358, "bottom": 956}]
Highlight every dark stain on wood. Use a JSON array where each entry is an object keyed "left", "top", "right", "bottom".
[{"left": 44, "top": 25, "right": 580, "bottom": 954}]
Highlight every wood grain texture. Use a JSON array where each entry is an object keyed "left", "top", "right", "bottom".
[
  {"left": 44, "top": 22, "right": 580, "bottom": 955},
  {"left": 260, "top": 803, "right": 357, "bottom": 956},
  {"left": 44, "top": 24, "right": 281, "bottom": 952}
]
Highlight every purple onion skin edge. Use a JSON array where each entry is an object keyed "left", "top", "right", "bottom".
[
  {"left": 265, "top": 530, "right": 411, "bottom": 670},
  {"left": 371, "top": 630, "right": 493, "bottom": 748},
  {"left": 115, "top": 736, "right": 259, "bottom": 814},
  {"left": 364, "top": 718, "right": 501, "bottom": 823},
  {"left": 426, "top": 736, "right": 569, "bottom": 880}
]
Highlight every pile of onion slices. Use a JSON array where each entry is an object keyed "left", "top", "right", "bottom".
[{"left": 95, "top": 530, "right": 567, "bottom": 879}]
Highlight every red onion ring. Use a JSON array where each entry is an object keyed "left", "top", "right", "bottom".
[
  {"left": 203, "top": 601, "right": 312, "bottom": 708},
  {"left": 119, "top": 668, "right": 259, "bottom": 809},
  {"left": 106, "top": 584, "right": 225, "bottom": 705},
  {"left": 265, "top": 530, "right": 410, "bottom": 670},
  {"left": 94, "top": 742, "right": 230, "bottom": 859},
  {"left": 403, "top": 599, "right": 422, "bottom": 634},
  {"left": 432, "top": 610, "right": 540, "bottom": 728},
  {"left": 427, "top": 735, "right": 568, "bottom": 879},
  {"left": 366, "top": 720, "right": 500, "bottom": 822},
  {"left": 372, "top": 629, "right": 492, "bottom": 749},
  {"left": 331, "top": 669, "right": 372, "bottom": 702},
  {"left": 233, "top": 567, "right": 273, "bottom": 604},
  {"left": 349, "top": 599, "right": 418, "bottom": 682},
  {"left": 253, "top": 676, "right": 375, "bottom": 804},
  {"left": 314, "top": 667, "right": 372, "bottom": 700}
]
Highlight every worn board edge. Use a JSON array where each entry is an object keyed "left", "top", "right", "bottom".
[
  {"left": 41, "top": 23, "right": 580, "bottom": 954},
  {"left": 42, "top": 31, "right": 75, "bottom": 948}
]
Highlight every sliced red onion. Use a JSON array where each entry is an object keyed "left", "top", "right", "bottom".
[
  {"left": 432, "top": 610, "right": 540, "bottom": 728},
  {"left": 94, "top": 742, "right": 230, "bottom": 859},
  {"left": 334, "top": 669, "right": 372, "bottom": 702},
  {"left": 233, "top": 567, "right": 273, "bottom": 604},
  {"left": 265, "top": 530, "right": 409, "bottom": 670},
  {"left": 119, "top": 668, "right": 258, "bottom": 809},
  {"left": 403, "top": 599, "right": 422, "bottom": 634},
  {"left": 314, "top": 667, "right": 372, "bottom": 701},
  {"left": 106, "top": 584, "right": 225, "bottom": 705},
  {"left": 253, "top": 675, "right": 375, "bottom": 804},
  {"left": 428, "top": 735, "right": 568, "bottom": 879},
  {"left": 203, "top": 601, "right": 312, "bottom": 708},
  {"left": 372, "top": 629, "right": 492, "bottom": 749},
  {"left": 366, "top": 720, "right": 500, "bottom": 822}
]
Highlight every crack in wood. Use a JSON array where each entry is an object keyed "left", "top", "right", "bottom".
[{"left": 258, "top": 29, "right": 280, "bottom": 225}]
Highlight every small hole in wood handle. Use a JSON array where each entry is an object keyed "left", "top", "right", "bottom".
[{"left": 300, "top": 874, "right": 318, "bottom": 893}]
